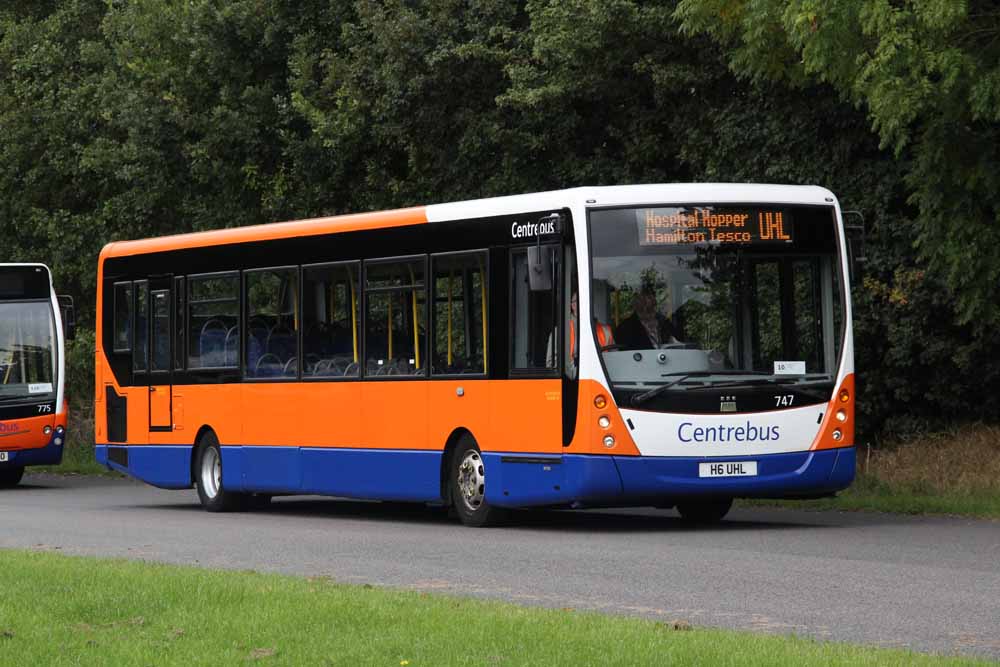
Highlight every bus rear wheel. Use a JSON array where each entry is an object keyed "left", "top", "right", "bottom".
[
  {"left": 450, "top": 437, "right": 505, "bottom": 527},
  {"left": 194, "top": 433, "right": 244, "bottom": 512},
  {"left": 676, "top": 498, "right": 733, "bottom": 524},
  {"left": 0, "top": 466, "right": 24, "bottom": 488}
]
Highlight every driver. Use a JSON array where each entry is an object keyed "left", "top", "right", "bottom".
[{"left": 613, "top": 287, "right": 681, "bottom": 350}]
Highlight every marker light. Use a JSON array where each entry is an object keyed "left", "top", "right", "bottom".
[
  {"left": 598, "top": 416, "right": 611, "bottom": 429},
  {"left": 55, "top": 426, "right": 65, "bottom": 434},
  {"left": 832, "top": 429, "right": 843, "bottom": 441},
  {"left": 594, "top": 395, "right": 607, "bottom": 409},
  {"left": 839, "top": 388, "right": 850, "bottom": 403},
  {"left": 836, "top": 409, "right": 847, "bottom": 422},
  {"left": 43, "top": 426, "right": 52, "bottom": 435},
  {"left": 603, "top": 435, "right": 616, "bottom": 449}
]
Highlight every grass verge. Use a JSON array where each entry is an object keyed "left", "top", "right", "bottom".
[
  {"left": 741, "top": 423, "right": 1000, "bottom": 518},
  {"left": 0, "top": 549, "right": 989, "bottom": 666}
]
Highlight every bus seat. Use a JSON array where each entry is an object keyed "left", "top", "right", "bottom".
[
  {"left": 198, "top": 319, "right": 227, "bottom": 367},
  {"left": 254, "top": 353, "right": 283, "bottom": 377},
  {"left": 224, "top": 326, "right": 239, "bottom": 367},
  {"left": 246, "top": 334, "right": 264, "bottom": 373},
  {"left": 267, "top": 325, "right": 295, "bottom": 361}
]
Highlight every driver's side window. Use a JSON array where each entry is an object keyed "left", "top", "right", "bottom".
[{"left": 510, "top": 246, "right": 559, "bottom": 373}]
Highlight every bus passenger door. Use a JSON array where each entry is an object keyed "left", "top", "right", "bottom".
[
  {"left": 148, "top": 279, "right": 173, "bottom": 432},
  {"left": 495, "top": 244, "right": 564, "bottom": 454}
]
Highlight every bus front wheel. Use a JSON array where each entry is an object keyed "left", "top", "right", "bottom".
[
  {"left": 676, "top": 498, "right": 733, "bottom": 524},
  {"left": 450, "top": 437, "right": 505, "bottom": 527},
  {"left": 194, "top": 433, "right": 244, "bottom": 512},
  {"left": 0, "top": 466, "right": 24, "bottom": 488}
]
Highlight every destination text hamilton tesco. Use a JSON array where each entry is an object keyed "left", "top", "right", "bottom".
[{"left": 637, "top": 207, "right": 794, "bottom": 246}]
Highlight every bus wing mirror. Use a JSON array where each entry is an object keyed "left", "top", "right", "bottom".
[
  {"left": 58, "top": 295, "right": 76, "bottom": 341},
  {"left": 843, "top": 211, "right": 866, "bottom": 284},
  {"left": 526, "top": 245, "right": 553, "bottom": 291}
]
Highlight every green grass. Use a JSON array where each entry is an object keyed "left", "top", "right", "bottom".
[
  {"left": 742, "top": 426, "right": 1000, "bottom": 519},
  {"left": 739, "top": 474, "right": 1000, "bottom": 518},
  {"left": 0, "top": 549, "right": 989, "bottom": 666}
]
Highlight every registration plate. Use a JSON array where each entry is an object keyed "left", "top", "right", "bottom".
[
  {"left": 0, "top": 452, "right": 8, "bottom": 462},
  {"left": 699, "top": 461, "right": 757, "bottom": 477}
]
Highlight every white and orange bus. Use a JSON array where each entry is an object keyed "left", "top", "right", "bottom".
[
  {"left": 94, "top": 184, "right": 856, "bottom": 525},
  {"left": 0, "top": 264, "right": 72, "bottom": 487}
]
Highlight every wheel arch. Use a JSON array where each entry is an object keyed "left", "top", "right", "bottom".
[
  {"left": 440, "top": 427, "right": 477, "bottom": 504},
  {"left": 189, "top": 425, "right": 217, "bottom": 488}
]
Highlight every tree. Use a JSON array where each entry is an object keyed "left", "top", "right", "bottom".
[{"left": 675, "top": 0, "right": 1000, "bottom": 329}]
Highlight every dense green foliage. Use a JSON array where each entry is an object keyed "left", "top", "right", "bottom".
[{"left": 2, "top": 0, "right": 997, "bottom": 437}]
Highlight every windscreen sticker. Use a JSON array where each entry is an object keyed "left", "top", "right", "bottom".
[
  {"left": 774, "top": 361, "right": 806, "bottom": 375},
  {"left": 28, "top": 383, "right": 53, "bottom": 394}
]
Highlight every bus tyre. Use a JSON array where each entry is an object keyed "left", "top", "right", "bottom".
[
  {"left": 0, "top": 466, "right": 24, "bottom": 488},
  {"left": 450, "top": 438, "right": 505, "bottom": 527},
  {"left": 676, "top": 498, "right": 733, "bottom": 524},
  {"left": 194, "top": 433, "right": 244, "bottom": 512}
]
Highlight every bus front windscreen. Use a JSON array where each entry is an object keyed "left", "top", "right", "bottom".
[
  {"left": 0, "top": 301, "right": 56, "bottom": 401},
  {"left": 589, "top": 204, "right": 845, "bottom": 402}
]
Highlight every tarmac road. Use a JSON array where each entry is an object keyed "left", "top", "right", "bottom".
[{"left": 2, "top": 474, "right": 998, "bottom": 659}]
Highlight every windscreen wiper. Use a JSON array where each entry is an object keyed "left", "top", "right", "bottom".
[{"left": 630, "top": 372, "right": 716, "bottom": 406}]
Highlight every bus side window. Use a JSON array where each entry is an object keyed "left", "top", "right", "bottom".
[
  {"left": 133, "top": 281, "right": 148, "bottom": 372},
  {"left": 245, "top": 267, "right": 299, "bottom": 379},
  {"left": 364, "top": 257, "right": 426, "bottom": 377},
  {"left": 113, "top": 281, "right": 132, "bottom": 353},
  {"left": 430, "top": 251, "right": 487, "bottom": 376},
  {"left": 510, "top": 246, "right": 559, "bottom": 373},
  {"left": 302, "top": 262, "right": 360, "bottom": 378},
  {"left": 187, "top": 273, "right": 239, "bottom": 369}
]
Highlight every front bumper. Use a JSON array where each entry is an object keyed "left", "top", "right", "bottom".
[
  {"left": 613, "top": 446, "right": 856, "bottom": 499},
  {"left": 0, "top": 430, "right": 66, "bottom": 468}
]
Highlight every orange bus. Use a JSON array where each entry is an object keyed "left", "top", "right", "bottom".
[
  {"left": 0, "top": 264, "right": 72, "bottom": 486},
  {"left": 94, "top": 185, "right": 856, "bottom": 525}
]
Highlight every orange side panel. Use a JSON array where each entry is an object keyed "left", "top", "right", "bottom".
[
  {"left": 241, "top": 382, "right": 361, "bottom": 447},
  {"left": 361, "top": 381, "right": 429, "bottom": 450},
  {"left": 0, "top": 414, "right": 57, "bottom": 450},
  {"left": 427, "top": 380, "right": 490, "bottom": 451},
  {"left": 168, "top": 384, "right": 243, "bottom": 445},
  {"left": 487, "top": 379, "right": 562, "bottom": 454},
  {"left": 811, "top": 373, "right": 855, "bottom": 451}
]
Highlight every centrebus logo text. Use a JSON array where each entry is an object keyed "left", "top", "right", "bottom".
[
  {"left": 0, "top": 422, "right": 22, "bottom": 435},
  {"left": 678, "top": 422, "right": 780, "bottom": 443},
  {"left": 510, "top": 220, "right": 557, "bottom": 239}
]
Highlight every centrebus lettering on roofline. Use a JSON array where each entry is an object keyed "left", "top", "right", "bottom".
[
  {"left": 678, "top": 422, "right": 780, "bottom": 443},
  {"left": 510, "top": 219, "right": 558, "bottom": 239}
]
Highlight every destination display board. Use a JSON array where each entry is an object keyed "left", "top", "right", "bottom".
[{"left": 636, "top": 207, "right": 794, "bottom": 246}]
